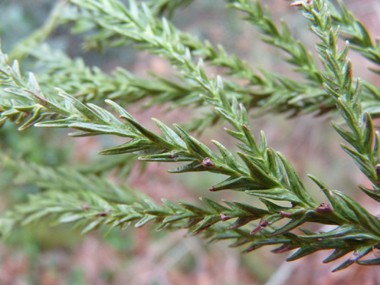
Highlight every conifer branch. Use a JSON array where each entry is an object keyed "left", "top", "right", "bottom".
[
  {"left": 28, "top": 44, "right": 202, "bottom": 107},
  {"left": 9, "top": 0, "right": 190, "bottom": 61},
  {"left": 226, "top": 0, "right": 380, "bottom": 117},
  {"left": 24, "top": 43, "right": 221, "bottom": 133},
  {"left": 2, "top": 36, "right": 379, "bottom": 271},
  {"left": 63, "top": 0, "right": 335, "bottom": 117},
  {"left": 0, "top": 154, "right": 305, "bottom": 253},
  {"left": 299, "top": 0, "right": 380, "bottom": 195},
  {"left": 226, "top": 0, "right": 323, "bottom": 84},
  {"left": 2, "top": 188, "right": 311, "bottom": 255},
  {"left": 17, "top": 0, "right": 380, "bottom": 120},
  {"left": 0, "top": 154, "right": 369, "bottom": 262},
  {"left": 292, "top": 0, "right": 380, "bottom": 269},
  {"left": 63, "top": 0, "right": 380, "bottom": 120},
  {"left": 329, "top": 0, "right": 380, "bottom": 69},
  {"left": 1, "top": 0, "right": 380, "bottom": 272},
  {"left": 0, "top": 46, "right": 315, "bottom": 209}
]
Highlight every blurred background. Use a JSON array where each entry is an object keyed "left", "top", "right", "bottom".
[{"left": 0, "top": 0, "right": 380, "bottom": 284}]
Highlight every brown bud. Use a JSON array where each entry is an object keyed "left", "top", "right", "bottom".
[
  {"left": 220, "top": 213, "right": 230, "bottom": 221},
  {"left": 96, "top": 212, "right": 108, "bottom": 217},
  {"left": 208, "top": 186, "right": 216, "bottom": 191},
  {"left": 250, "top": 219, "right": 269, "bottom": 235},
  {"left": 202, "top": 157, "right": 215, "bottom": 167},
  {"left": 280, "top": 211, "right": 293, "bottom": 217},
  {"left": 170, "top": 153, "right": 175, "bottom": 159},
  {"left": 82, "top": 203, "right": 89, "bottom": 211},
  {"left": 271, "top": 244, "right": 293, "bottom": 254},
  {"left": 244, "top": 244, "right": 261, "bottom": 253},
  {"left": 316, "top": 203, "right": 334, "bottom": 214}
]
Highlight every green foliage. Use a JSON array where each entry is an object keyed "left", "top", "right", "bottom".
[{"left": 1, "top": 0, "right": 380, "bottom": 274}]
